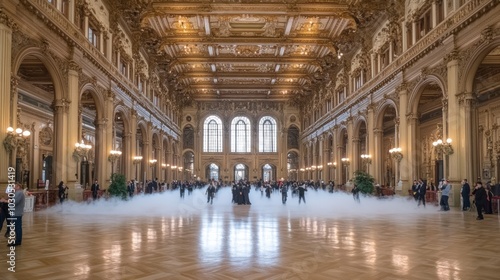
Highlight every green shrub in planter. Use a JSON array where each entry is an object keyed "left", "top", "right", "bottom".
[
  {"left": 353, "top": 170, "right": 375, "bottom": 195},
  {"left": 108, "top": 173, "right": 128, "bottom": 200}
]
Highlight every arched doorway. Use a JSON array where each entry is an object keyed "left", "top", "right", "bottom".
[
  {"left": 183, "top": 151, "right": 194, "bottom": 181},
  {"left": 471, "top": 45, "right": 500, "bottom": 184},
  {"left": 287, "top": 151, "right": 299, "bottom": 181},
  {"left": 412, "top": 81, "right": 444, "bottom": 187},
  {"left": 339, "top": 129, "right": 348, "bottom": 184},
  {"left": 206, "top": 163, "right": 220, "bottom": 181},
  {"left": 234, "top": 163, "right": 248, "bottom": 181},
  {"left": 16, "top": 54, "right": 56, "bottom": 189},
  {"left": 379, "top": 105, "right": 397, "bottom": 187}
]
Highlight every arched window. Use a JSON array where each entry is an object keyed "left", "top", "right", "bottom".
[
  {"left": 259, "top": 116, "right": 277, "bottom": 152},
  {"left": 203, "top": 116, "right": 223, "bottom": 152},
  {"left": 231, "top": 116, "right": 251, "bottom": 153}
]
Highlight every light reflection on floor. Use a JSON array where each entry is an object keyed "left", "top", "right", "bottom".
[{"left": 1, "top": 187, "right": 499, "bottom": 279}]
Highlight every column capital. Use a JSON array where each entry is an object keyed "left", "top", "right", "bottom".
[{"left": 0, "top": 9, "right": 17, "bottom": 29}]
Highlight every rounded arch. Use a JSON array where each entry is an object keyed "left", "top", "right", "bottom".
[
  {"left": 408, "top": 75, "right": 447, "bottom": 115},
  {"left": 336, "top": 126, "right": 348, "bottom": 144},
  {"left": 113, "top": 105, "right": 131, "bottom": 132},
  {"left": 12, "top": 47, "right": 66, "bottom": 101},
  {"left": 462, "top": 36, "right": 500, "bottom": 94},
  {"left": 136, "top": 121, "right": 148, "bottom": 139},
  {"left": 353, "top": 116, "right": 367, "bottom": 135},
  {"left": 79, "top": 84, "right": 106, "bottom": 120},
  {"left": 375, "top": 99, "right": 399, "bottom": 127}
]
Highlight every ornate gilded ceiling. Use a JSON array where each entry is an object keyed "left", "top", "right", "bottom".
[{"left": 117, "top": 0, "right": 389, "bottom": 105}]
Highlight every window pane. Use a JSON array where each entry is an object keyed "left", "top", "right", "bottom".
[
  {"left": 259, "top": 116, "right": 276, "bottom": 152},
  {"left": 231, "top": 117, "right": 251, "bottom": 153},
  {"left": 203, "top": 116, "right": 222, "bottom": 152}
]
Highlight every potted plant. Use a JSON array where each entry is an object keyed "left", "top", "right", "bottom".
[
  {"left": 108, "top": 173, "right": 128, "bottom": 200},
  {"left": 353, "top": 170, "right": 375, "bottom": 195}
]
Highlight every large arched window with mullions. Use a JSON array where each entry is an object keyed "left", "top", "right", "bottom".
[
  {"left": 259, "top": 116, "right": 277, "bottom": 152},
  {"left": 231, "top": 116, "right": 251, "bottom": 153},
  {"left": 203, "top": 115, "right": 223, "bottom": 152}
]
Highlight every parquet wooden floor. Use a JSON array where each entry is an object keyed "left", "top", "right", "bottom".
[{"left": 1, "top": 188, "right": 499, "bottom": 280}]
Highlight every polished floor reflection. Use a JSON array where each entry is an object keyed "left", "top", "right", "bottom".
[{"left": 1, "top": 188, "right": 499, "bottom": 280}]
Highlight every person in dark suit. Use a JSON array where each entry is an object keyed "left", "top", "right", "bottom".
[
  {"left": 90, "top": 179, "right": 99, "bottom": 200},
  {"left": 206, "top": 184, "right": 216, "bottom": 204},
  {"left": 472, "top": 181, "right": 487, "bottom": 220},
  {"left": 417, "top": 179, "right": 427, "bottom": 207},
  {"left": 0, "top": 184, "right": 25, "bottom": 246},
  {"left": 461, "top": 179, "right": 471, "bottom": 211},
  {"left": 298, "top": 184, "right": 307, "bottom": 204},
  {"left": 281, "top": 185, "right": 288, "bottom": 204},
  {"left": 127, "top": 180, "right": 135, "bottom": 198},
  {"left": 58, "top": 181, "right": 68, "bottom": 203}
]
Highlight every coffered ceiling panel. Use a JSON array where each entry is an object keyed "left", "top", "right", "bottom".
[{"left": 136, "top": 0, "right": 367, "bottom": 102}]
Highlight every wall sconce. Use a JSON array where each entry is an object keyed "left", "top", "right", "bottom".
[
  {"left": 317, "top": 165, "right": 323, "bottom": 170},
  {"left": 73, "top": 140, "right": 92, "bottom": 161},
  {"left": 389, "top": 147, "right": 403, "bottom": 162},
  {"left": 178, "top": 166, "right": 183, "bottom": 171},
  {"left": 149, "top": 159, "right": 157, "bottom": 167},
  {"left": 4, "top": 126, "right": 31, "bottom": 153},
  {"left": 433, "top": 138, "right": 453, "bottom": 156},
  {"left": 361, "top": 154, "right": 372, "bottom": 164},
  {"left": 171, "top": 165, "right": 177, "bottom": 170},
  {"left": 341, "top": 157, "right": 350, "bottom": 166},
  {"left": 327, "top": 162, "right": 337, "bottom": 169},
  {"left": 108, "top": 150, "right": 122, "bottom": 163},
  {"left": 300, "top": 168, "right": 305, "bottom": 172},
  {"left": 311, "top": 165, "right": 317, "bottom": 170},
  {"left": 161, "top": 163, "right": 167, "bottom": 169},
  {"left": 133, "top": 156, "right": 143, "bottom": 164}
]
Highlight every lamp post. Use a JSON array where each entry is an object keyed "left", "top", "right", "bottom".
[
  {"left": 108, "top": 150, "right": 122, "bottom": 178},
  {"left": 327, "top": 161, "right": 337, "bottom": 181},
  {"left": 74, "top": 140, "right": 92, "bottom": 186},
  {"left": 360, "top": 154, "right": 372, "bottom": 173},
  {"left": 433, "top": 138, "right": 453, "bottom": 156},
  {"left": 133, "top": 156, "right": 142, "bottom": 181},
  {"left": 433, "top": 138, "right": 453, "bottom": 180},
  {"left": 149, "top": 159, "right": 157, "bottom": 179},
  {"left": 3, "top": 126, "right": 31, "bottom": 153},
  {"left": 341, "top": 158, "right": 350, "bottom": 185},
  {"left": 4, "top": 126, "right": 31, "bottom": 184},
  {"left": 389, "top": 148, "right": 403, "bottom": 188}
]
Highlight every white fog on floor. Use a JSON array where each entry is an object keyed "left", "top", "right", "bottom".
[{"left": 44, "top": 185, "right": 440, "bottom": 222}]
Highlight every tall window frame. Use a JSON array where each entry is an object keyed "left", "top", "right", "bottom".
[
  {"left": 231, "top": 116, "right": 251, "bottom": 153},
  {"left": 259, "top": 116, "right": 277, "bottom": 152},
  {"left": 203, "top": 115, "right": 223, "bottom": 152}
]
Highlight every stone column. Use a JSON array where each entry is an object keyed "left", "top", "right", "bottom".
[
  {"left": 105, "top": 32, "right": 112, "bottom": 61},
  {"left": 411, "top": 21, "right": 417, "bottom": 46},
  {"left": 95, "top": 118, "right": 107, "bottom": 187},
  {"left": 431, "top": 0, "right": 438, "bottom": 28},
  {"left": 407, "top": 113, "right": 418, "bottom": 187},
  {"left": 373, "top": 129, "right": 383, "bottom": 184},
  {"left": 54, "top": 99, "right": 70, "bottom": 188},
  {"left": 458, "top": 92, "right": 475, "bottom": 182},
  {"left": 367, "top": 104, "right": 375, "bottom": 178},
  {"left": 446, "top": 53, "right": 461, "bottom": 207},
  {"left": 346, "top": 117, "right": 354, "bottom": 178},
  {"left": 0, "top": 18, "right": 12, "bottom": 188},
  {"left": 280, "top": 128, "right": 288, "bottom": 181},
  {"left": 68, "top": 0, "right": 76, "bottom": 23},
  {"left": 67, "top": 61, "right": 80, "bottom": 198},
  {"left": 130, "top": 109, "right": 137, "bottom": 180},
  {"left": 105, "top": 91, "right": 114, "bottom": 184},
  {"left": 351, "top": 138, "right": 360, "bottom": 173},
  {"left": 398, "top": 84, "right": 409, "bottom": 191},
  {"left": 145, "top": 122, "right": 152, "bottom": 180}
]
